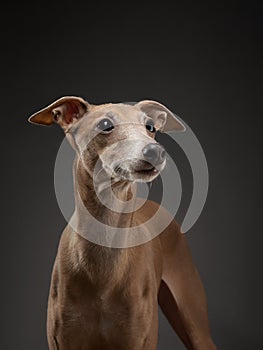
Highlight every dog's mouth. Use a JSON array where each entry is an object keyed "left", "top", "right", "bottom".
[
  {"left": 113, "top": 160, "right": 163, "bottom": 181},
  {"left": 132, "top": 161, "right": 158, "bottom": 175}
]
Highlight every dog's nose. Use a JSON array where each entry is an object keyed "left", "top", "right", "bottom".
[{"left": 142, "top": 143, "right": 166, "bottom": 166}]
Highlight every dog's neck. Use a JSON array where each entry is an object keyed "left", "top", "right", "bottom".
[{"left": 72, "top": 157, "right": 137, "bottom": 235}]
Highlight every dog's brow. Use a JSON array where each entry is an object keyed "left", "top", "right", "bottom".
[
  {"left": 106, "top": 111, "right": 115, "bottom": 119},
  {"left": 141, "top": 112, "right": 148, "bottom": 122}
]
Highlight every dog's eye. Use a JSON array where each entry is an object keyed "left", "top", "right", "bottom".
[
  {"left": 96, "top": 118, "right": 115, "bottom": 133},
  {"left": 145, "top": 120, "right": 156, "bottom": 133}
]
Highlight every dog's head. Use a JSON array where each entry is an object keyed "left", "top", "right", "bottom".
[{"left": 29, "top": 96, "right": 185, "bottom": 182}]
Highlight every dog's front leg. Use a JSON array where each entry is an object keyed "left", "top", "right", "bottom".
[{"left": 158, "top": 221, "right": 217, "bottom": 350}]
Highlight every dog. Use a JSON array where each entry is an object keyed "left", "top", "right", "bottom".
[{"left": 29, "top": 96, "right": 216, "bottom": 349}]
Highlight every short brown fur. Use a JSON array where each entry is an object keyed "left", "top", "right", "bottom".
[{"left": 29, "top": 97, "right": 216, "bottom": 350}]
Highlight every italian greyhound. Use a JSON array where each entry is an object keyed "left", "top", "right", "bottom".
[{"left": 28, "top": 96, "right": 216, "bottom": 350}]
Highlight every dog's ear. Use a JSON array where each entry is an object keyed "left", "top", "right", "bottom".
[
  {"left": 28, "top": 96, "right": 90, "bottom": 130},
  {"left": 136, "top": 100, "right": 185, "bottom": 132}
]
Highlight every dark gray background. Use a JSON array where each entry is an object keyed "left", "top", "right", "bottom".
[{"left": 1, "top": 2, "right": 262, "bottom": 349}]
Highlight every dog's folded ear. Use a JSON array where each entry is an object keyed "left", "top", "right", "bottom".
[
  {"left": 28, "top": 96, "right": 90, "bottom": 130},
  {"left": 136, "top": 100, "right": 185, "bottom": 132}
]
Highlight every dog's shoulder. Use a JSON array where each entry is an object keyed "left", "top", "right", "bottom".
[
  {"left": 140, "top": 199, "right": 182, "bottom": 247},
  {"left": 135, "top": 198, "right": 181, "bottom": 238},
  {"left": 137, "top": 198, "right": 179, "bottom": 225}
]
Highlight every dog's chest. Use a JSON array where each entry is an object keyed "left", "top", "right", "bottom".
[{"left": 49, "top": 236, "right": 162, "bottom": 349}]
